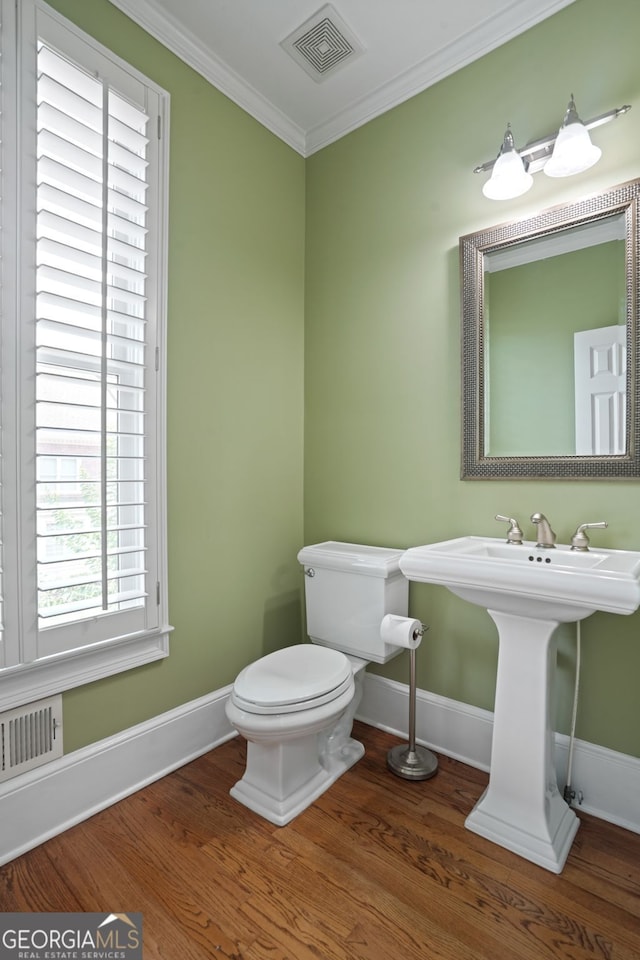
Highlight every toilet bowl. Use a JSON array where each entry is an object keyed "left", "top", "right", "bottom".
[
  {"left": 226, "top": 541, "right": 408, "bottom": 826},
  {"left": 225, "top": 644, "right": 366, "bottom": 826}
]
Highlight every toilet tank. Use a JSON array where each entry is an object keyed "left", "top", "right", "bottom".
[{"left": 297, "top": 541, "right": 409, "bottom": 664}]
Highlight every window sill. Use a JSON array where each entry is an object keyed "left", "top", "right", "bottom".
[{"left": 0, "top": 626, "right": 172, "bottom": 711}]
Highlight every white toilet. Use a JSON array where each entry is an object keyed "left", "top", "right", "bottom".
[{"left": 225, "top": 541, "right": 408, "bottom": 826}]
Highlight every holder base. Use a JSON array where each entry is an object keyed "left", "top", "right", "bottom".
[{"left": 387, "top": 744, "right": 438, "bottom": 781}]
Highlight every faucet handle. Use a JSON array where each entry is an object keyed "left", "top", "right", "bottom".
[
  {"left": 570, "top": 521, "right": 608, "bottom": 552},
  {"left": 495, "top": 514, "right": 524, "bottom": 544}
]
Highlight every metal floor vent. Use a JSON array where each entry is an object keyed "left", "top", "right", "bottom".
[
  {"left": 0, "top": 695, "right": 63, "bottom": 782},
  {"left": 280, "top": 4, "right": 364, "bottom": 83}
]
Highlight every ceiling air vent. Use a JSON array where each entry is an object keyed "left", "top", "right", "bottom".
[{"left": 280, "top": 4, "right": 364, "bottom": 83}]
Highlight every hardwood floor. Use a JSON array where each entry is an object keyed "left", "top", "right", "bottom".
[{"left": 1, "top": 722, "right": 639, "bottom": 959}]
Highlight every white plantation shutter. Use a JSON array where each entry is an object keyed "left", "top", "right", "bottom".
[
  {"left": 36, "top": 43, "right": 149, "bottom": 634},
  {"left": 0, "top": 1, "right": 170, "bottom": 702},
  {"left": 0, "top": 0, "right": 18, "bottom": 672}
]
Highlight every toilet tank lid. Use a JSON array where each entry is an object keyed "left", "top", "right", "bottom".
[{"left": 297, "top": 541, "right": 405, "bottom": 578}]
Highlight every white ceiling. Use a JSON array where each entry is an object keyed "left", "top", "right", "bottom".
[{"left": 108, "top": 0, "right": 576, "bottom": 156}]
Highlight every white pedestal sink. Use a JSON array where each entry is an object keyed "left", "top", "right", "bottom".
[{"left": 400, "top": 536, "right": 640, "bottom": 873}]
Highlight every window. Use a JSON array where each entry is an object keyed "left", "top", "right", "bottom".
[{"left": 0, "top": 0, "right": 171, "bottom": 709}]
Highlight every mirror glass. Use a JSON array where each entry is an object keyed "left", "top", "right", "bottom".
[{"left": 460, "top": 178, "right": 640, "bottom": 479}]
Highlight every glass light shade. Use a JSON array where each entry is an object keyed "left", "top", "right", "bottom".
[
  {"left": 544, "top": 96, "right": 602, "bottom": 178},
  {"left": 482, "top": 148, "right": 533, "bottom": 200},
  {"left": 544, "top": 121, "right": 601, "bottom": 177}
]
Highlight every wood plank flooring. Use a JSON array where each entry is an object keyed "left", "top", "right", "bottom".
[{"left": 1, "top": 722, "right": 639, "bottom": 959}]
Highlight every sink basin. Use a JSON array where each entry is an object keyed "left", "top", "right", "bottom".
[
  {"left": 400, "top": 534, "right": 640, "bottom": 873},
  {"left": 400, "top": 536, "right": 640, "bottom": 621}
]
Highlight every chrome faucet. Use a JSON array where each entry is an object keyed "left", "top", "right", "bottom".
[{"left": 531, "top": 512, "right": 556, "bottom": 549}]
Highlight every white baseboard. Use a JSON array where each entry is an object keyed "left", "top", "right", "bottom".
[
  {"left": 1, "top": 675, "right": 638, "bottom": 866},
  {"left": 552, "top": 733, "right": 640, "bottom": 834},
  {"left": 359, "top": 672, "right": 494, "bottom": 772},
  {"left": 358, "top": 672, "right": 640, "bottom": 835},
  {"left": 0, "top": 687, "right": 236, "bottom": 866}
]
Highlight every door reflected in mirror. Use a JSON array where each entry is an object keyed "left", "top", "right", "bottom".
[{"left": 460, "top": 179, "right": 640, "bottom": 479}]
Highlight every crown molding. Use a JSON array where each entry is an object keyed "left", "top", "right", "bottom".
[
  {"left": 305, "top": 0, "right": 576, "bottom": 154},
  {"left": 107, "top": 0, "right": 306, "bottom": 154},
  {"left": 107, "top": 0, "right": 575, "bottom": 158}
]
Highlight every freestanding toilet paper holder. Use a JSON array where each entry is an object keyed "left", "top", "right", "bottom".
[{"left": 386, "top": 622, "right": 439, "bottom": 781}]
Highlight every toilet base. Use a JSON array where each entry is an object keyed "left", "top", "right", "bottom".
[{"left": 230, "top": 733, "right": 364, "bottom": 827}]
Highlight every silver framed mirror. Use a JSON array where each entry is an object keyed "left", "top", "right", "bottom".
[{"left": 460, "top": 178, "right": 640, "bottom": 479}]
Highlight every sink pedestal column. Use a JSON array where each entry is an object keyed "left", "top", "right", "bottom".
[{"left": 465, "top": 610, "right": 579, "bottom": 873}]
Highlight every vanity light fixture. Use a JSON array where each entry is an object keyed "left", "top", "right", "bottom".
[{"left": 475, "top": 97, "right": 631, "bottom": 200}]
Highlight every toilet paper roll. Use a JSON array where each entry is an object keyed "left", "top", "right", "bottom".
[{"left": 380, "top": 614, "right": 424, "bottom": 650}]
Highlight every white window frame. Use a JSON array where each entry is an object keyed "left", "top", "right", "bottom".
[{"left": 0, "top": 0, "right": 171, "bottom": 711}]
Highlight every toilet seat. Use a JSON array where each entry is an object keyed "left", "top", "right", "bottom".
[{"left": 232, "top": 644, "right": 352, "bottom": 715}]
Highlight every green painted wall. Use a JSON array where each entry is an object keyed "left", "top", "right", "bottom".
[
  {"left": 48, "top": 0, "right": 306, "bottom": 751},
  {"left": 47, "top": 0, "right": 640, "bottom": 762},
  {"left": 305, "top": 0, "right": 640, "bottom": 758}
]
